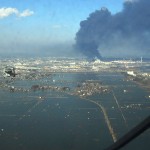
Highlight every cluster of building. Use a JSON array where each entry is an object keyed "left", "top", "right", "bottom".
[
  {"left": 31, "top": 84, "right": 70, "bottom": 92},
  {"left": 1, "top": 57, "right": 150, "bottom": 74},
  {"left": 73, "top": 81, "right": 109, "bottom": 97},
  {"left": 126, "top": 70, "right": 150, "bottom": 88}
]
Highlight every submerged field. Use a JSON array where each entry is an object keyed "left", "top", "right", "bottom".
[{"left": 0, "top": 71, "right": 149, "bottom": 150}]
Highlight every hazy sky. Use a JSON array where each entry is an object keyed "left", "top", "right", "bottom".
[{"left": 0, "top": 0, "right": 124, "bottom": 56}]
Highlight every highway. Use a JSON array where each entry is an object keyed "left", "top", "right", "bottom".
[{"left": 80, "top": 97, "right": 118, "bottom": 142}]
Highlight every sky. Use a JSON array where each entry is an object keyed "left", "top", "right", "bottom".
[{"left": 0, "top": 0, "right": 126, "bottom": 57}]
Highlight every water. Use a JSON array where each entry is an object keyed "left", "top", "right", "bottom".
[{"left": 0, "top": 72, "right": 149, "bottom": 150}]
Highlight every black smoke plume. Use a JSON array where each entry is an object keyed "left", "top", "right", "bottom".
[{"left": 75, "top": 0, "right": 150, "bottom": 59}]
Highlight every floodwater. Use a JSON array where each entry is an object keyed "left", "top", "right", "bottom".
[{"left": 0, "top": 72, "right": 149, "bottom": 150}]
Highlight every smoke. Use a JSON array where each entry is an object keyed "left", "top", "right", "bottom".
[{"left": 75, "top": 0, "right": 150, "bottom": 59}]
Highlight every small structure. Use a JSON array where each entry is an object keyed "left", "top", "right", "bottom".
[
  {"left": 127, "top": 71, "right": 136, "bottom": 77},
  {"left": 3, "top": 66, "right": 16, "bottom": 77}
]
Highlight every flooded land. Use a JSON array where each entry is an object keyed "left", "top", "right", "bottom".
[{"left": 0, "top": 57, "right": 149, "bottom": 150}]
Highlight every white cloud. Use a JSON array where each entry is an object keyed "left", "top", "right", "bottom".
[
  {"left": 0, "top": 7, "right": 18, "bottom": 18},
  {"left": 19, "top": 9, "right": 34, "bottom": 17},
  {"left": 0, "top": 7, "right": 34, "bottom": 19}
]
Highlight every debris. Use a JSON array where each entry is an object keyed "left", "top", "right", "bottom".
[
  {"left": 123, "top": 90, "right": 127, "bottom": 93},
  {"left": 3, "top": 66, "right": 16, "bottom": 77},
  {"left": 1, "top": 129, "right": 4, "bottom": 132}
]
